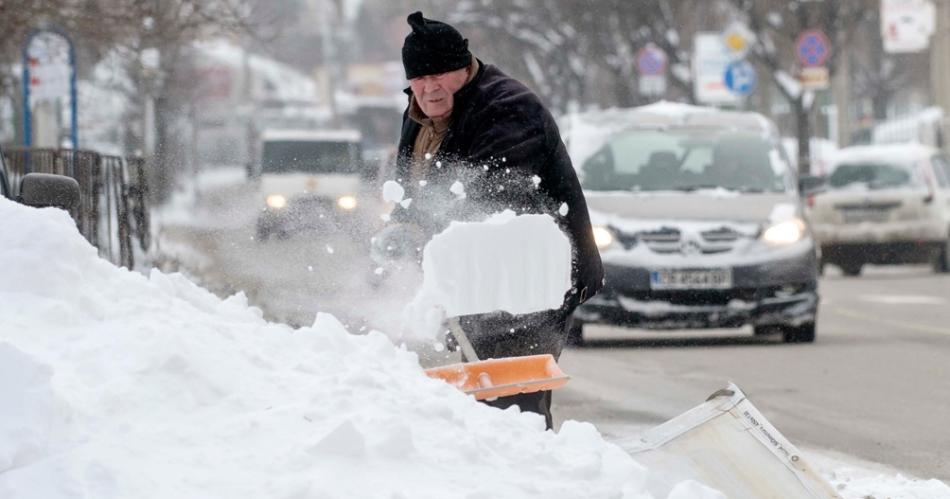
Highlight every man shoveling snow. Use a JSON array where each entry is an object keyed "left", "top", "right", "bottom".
[{"left": 385, "top": 11, "right": 604, "bottom": 429}]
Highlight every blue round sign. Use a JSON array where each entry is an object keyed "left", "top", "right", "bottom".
[
  {"left": 636, "top": 44, "right": 667, "bottom": 76},
  {"left": 724, "top": 60, "right": 757, "bottom": 96}
]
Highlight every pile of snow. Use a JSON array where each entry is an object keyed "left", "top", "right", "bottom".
[
  {"left": 872, "top": 106, "right": 944, "bottom": 147},
  {"left": 0, "top": 197, "right": 719, "bottom": 499}
]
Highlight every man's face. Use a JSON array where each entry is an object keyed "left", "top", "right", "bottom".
[{"left": 409, "top": 67, "right": 469, "bottom": 119}]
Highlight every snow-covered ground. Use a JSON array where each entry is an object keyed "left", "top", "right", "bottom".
[{"left": 0, "top": 197, "right": 729, "bottom": 498}]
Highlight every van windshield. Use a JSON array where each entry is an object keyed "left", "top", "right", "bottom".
[
  {"left": 580, "top": 129, "right": 791, "bottom": 193},
  {"left": 261, "top": 140, "right": 360, "bottom": 174}
]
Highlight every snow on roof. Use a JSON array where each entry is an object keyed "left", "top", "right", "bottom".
[
  {"left": 0, "top": 197, "right": 729, "bottom": 498},
  {"left": 193, "top": 39, "right": 317, "bottom": 103},
  {"left": 871, "top": 106, "right": 944, "bottom": 145},
  {"left": 261, "top": 128, "right": 362, "bottom": 142},
  {"left": 558, "top": 102, "right": 775, "bottom": 168},
  {"left": 830, "top": 143, "right": 937, "bottom": 167}
]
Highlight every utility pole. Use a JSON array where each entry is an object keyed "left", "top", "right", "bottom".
[
  {"left": 319, "top": 0, "right": 342, "bottom": 125},
  {"left": 931, "top": 0, "right": 950, "bottom": 143},
  {"left": 833, "top": 49, "right": 851, "bottom": 148}
]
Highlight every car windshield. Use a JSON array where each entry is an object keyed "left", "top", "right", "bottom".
[
  {"left": 580, "top": 129, "right": 790, "bottom": 193},
  {"left": 827, "top": 161, "right": 917, "bottom": 190},
  {"left": 261, "top": 140, "right": 360, "bottom": 174}
]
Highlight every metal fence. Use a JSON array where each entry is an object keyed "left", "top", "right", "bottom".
[{"left": 2, "top": 148, "right": 150, "bottom": 269}]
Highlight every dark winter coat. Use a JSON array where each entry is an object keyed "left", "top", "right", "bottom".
[{"left": 391, "top": 61, "right": 604, "bottom": 310}]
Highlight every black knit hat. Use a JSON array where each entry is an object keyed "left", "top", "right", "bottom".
[{"left": 402, "top": 11, "right": 472, "bottom": 80}]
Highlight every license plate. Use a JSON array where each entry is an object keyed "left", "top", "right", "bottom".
[
  {"left": 650, "top": 268, "right": 733, "bottom": 289},
  {"left": 840, "top": 209, "right": 890, "bottom": 224}
]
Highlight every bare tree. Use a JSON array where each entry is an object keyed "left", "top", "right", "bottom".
[
  {"left": 382, "top": 0, "right": 718, "bottom": 113},
  {"left": 730, "top": 0, "right": 874, "bottom": 173}
]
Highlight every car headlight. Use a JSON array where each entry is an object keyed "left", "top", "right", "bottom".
[
  {"left": 762, "top": 218, "right": 806, "bottom": 245},
  {"left": 266, "top": 194, "right": 287, "bottom": 209},
  {"left": 337, "top": 195, "right": 358, "bottom": 210},
  {"left": 592, "top": 225, "right": 615, "bottom": 250}
]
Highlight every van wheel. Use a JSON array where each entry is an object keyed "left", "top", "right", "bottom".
[
  {"left": 840, "top": 262, "right": 863, "bottom": 276},
  {"left": 933, "top": 239, "right": 950, "bottom": 273},
  {"left": 566, "top": 320, "right": 585, "bottom": 347},
  {"left": 782, "top": 323, "right": 816, "bottom": 343}
]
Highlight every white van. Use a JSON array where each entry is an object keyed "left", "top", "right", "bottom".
[{"left": 252, "top": 128, "right": 374, "bottom": 240}]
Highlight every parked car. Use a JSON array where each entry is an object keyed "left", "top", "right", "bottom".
[
  {"left": 0, "top": 144, "right": 80, "bottom": 212},
  {"left": 808, "top": 144, "right": 950, "bottom": 276},
  {"left": 566, "top": 103, "right": 822, "bottom": 344},
  {"left": 249, "top": 129, "right": 379, "bottom": 241}
]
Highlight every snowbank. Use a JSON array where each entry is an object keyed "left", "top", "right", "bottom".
[{"left": 0, "top": 197, "right": 715, "bottom": 499}]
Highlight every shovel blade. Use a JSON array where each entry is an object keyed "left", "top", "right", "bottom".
[{"left": 424, "top": 354, "right": 570, "bottom": 400}]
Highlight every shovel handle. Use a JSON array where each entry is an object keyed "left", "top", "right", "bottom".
[{"left": 447, "top": 318, "right": 480, "bottom": 362}]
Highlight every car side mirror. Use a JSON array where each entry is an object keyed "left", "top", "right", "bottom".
[
  {"left": 798, "top": 175, "right": 826, "bottom": 196},
  {"left": 18, "top": 173, "right": 80, "bottom": 211}
]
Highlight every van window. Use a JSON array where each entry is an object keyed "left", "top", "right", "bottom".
[{"left": 261, "top": 140, "right": 360, "bottom": 174}]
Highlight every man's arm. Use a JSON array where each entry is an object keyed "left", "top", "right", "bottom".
[{"left": 462, "top": 97, "right": 561, "bottom": 215}]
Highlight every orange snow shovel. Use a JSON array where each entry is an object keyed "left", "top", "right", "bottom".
[{"left": 424, "top": 318, "right": 570, "bottom": 400}]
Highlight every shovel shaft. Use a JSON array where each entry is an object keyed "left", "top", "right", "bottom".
[{"left": 448, "top": 318, "right": 480, "bottom": 362}]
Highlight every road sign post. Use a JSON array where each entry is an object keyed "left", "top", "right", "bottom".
[
  {"left": 636, "top": 43, "right": 668, "bottom": 97},
  {"left": 22, "top": 26, "right": 78, "bottom": 171}
]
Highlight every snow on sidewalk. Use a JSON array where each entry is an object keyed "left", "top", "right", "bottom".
[{"left": 0, "top": 196, "right": 720, "bottom": 498}]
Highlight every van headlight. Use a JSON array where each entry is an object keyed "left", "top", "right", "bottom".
[
  {"left": 266, "top": 194, "right": 287, "bottom": 209},
  {"left": 592, "top": 225, "right": 615, "bottom": 250},
  {"left": 337, "top": 195, "right": 358, "bottom": 210},
  {"left": 762, "top": 218, "right": 806, "bottom": 245}
]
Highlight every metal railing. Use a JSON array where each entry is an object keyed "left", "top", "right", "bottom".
[{"left": 2, "top": 148, "right": 151, "bottom": 269}]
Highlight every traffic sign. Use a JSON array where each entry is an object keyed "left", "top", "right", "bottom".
[
  {"left": 796, "top": 29, "right": 831, "bottom": 67},
  {"left": 26, "top": 31, "right": 71, "bottom": 103},
  {"left": 721, "top": 22, "right": 753, "bottom": 60},
  {"left": 724, "top": 60, "right": 756, "bottom": 96},
  {"left": 799, "top": 66, "right": 829, "bottom": 90},
  {"left": 881, "top": 0, "right": 936, "bottom": 53},
  {"left": 639, "top": 75, "right": 666, "bottom": 96},
  {"left": 636, "top": 44, "right": 667, "bottom": 76},
  {"left": 693, "top": 33, "right": 740, "bottom": 105}
]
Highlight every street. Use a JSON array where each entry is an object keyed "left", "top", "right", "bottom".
[{"left": 556, "top": 265, "right": 950, "bottom": 481}]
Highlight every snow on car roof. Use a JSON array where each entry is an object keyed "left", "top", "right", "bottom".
[
  {"left": 830, "top": 143, "right": 937, "bottom": 167},
  {"left": 261, "top": 128, "right": 362, "bottom": 142},
  {"left": 558, "top": 101, "right": 777, "bottom": 168}
]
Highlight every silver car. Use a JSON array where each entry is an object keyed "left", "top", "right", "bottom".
[{"left": 564, "top": 104, "right": 821, "bottom": 344}]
